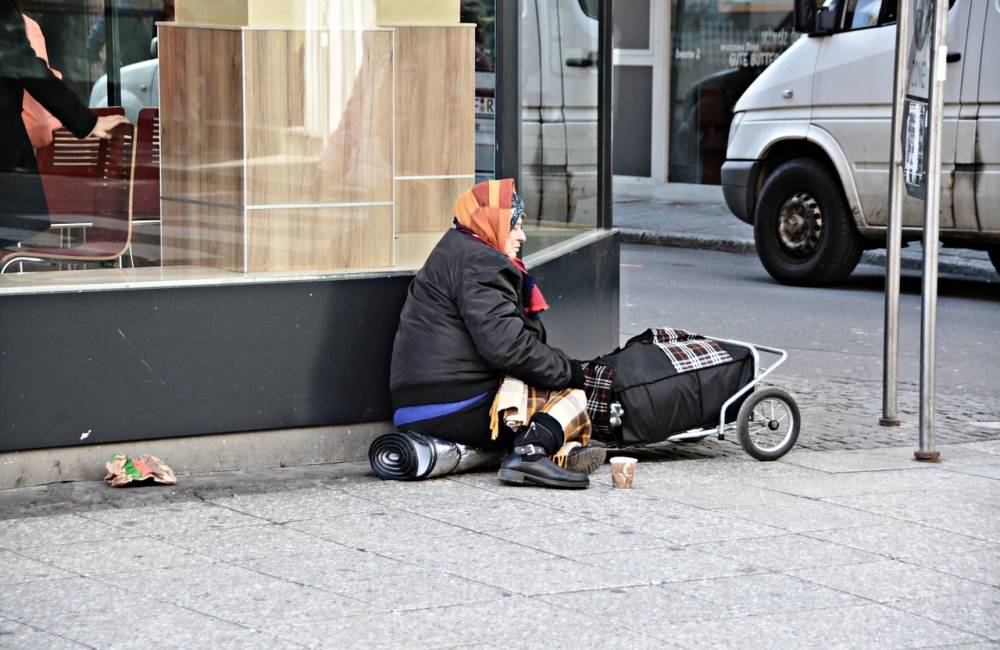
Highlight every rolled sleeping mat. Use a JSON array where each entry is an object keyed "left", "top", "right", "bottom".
[{"left": 369, "top": 431, "right": 504, "bottom": 481}]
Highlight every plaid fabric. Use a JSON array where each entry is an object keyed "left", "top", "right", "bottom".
[
  {"left": 631, "top": 327, "right": 733, "bottom": 373},
  {"left": 581, "top": 362, "right": 615, "bottom": 436},
  {"left": 490, "top": 376, "right": 592, "bottom": 451}
]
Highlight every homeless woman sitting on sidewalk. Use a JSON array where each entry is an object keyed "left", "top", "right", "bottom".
[{"left": 389, "top": 179, "right": 605, "bottom": 489}]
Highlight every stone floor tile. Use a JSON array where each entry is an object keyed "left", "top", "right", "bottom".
[
  {"left": 781, "top": 446, "right": 945, "bottom": 473},
  {"left": 287, "top": 509, "right": 467, "bottom": 552},
  {"left": 825, "top": 491, "right": 1000, "bottom": 526},
  {"left": 20, "top": 535, "right": 212, "bottom": 576},
  {"left": 808, "top": 522, "right": 996, "bottom": 562},
  {"left": 539, "top": 584, "right": 722, "bottom": 626},
  {"left": 636, "top": 508, "right": 786, "bottom": 545},
  {"left": 267, "top": 609, "right": 478, "bottom": 650},
  {"left": 741, "top": 467, "right": 993, "bottom": 500},
  {"left": 411, "top": 498, "right": 589, "bottom": 533},
  {"left": 576, "top": 544, "right": 762, "bottom": 584},
  {"left": 342, "top": 477, "right": 507, "bottom": 510},
  {"left": 89, "top": 563, "right": 372, "bottom": 627},
  {"left": 652, "top": 483, "right": 803, "bottom": 510},
  {"left": 692, "top": 533, "right": 881, "bottom": 571},
  {"left": 720, "top": 496, "right": 897, "bottom": 533},
  {"left": 408, "top": 596, "right": 675, "bottom": 650},
  {"left": 0, "top": 549, "right": 75, "bottom": 585},
  {"left": 0, "top": 618, "right": 89, "bottom": 649},
  {"left": 649, "top": 603, "right": 979, "bottom": 648},
  {"left": 489, "top": 520, "right": 674, "bottom": 557},
  {"left": 890, "top": 589, "right": 1000, "bottom": 641},
  {"left": 905, "top": 547, "right": 1000, "bottom": 588},
  {"left": 667, "top": 572, "right": 865, "bottom": 615},
  {"left": 444, "top": 557, "right": 647, "bottom": 596},
  {"left": 206, "top": 487, "right": 383, "bottom": 524},
  {"left": 165, "top": 521, "right": 348, "bottom": 562},
  {"left": 80, "top": 501, "right": 268, "bottom": 537},
  {"left": 0, "top": 513, "right": 121, "bottom": 550},
  {"left": 949, "top": 464, "right": 1000, "bottom": 481},
  {"left": 789, "top": 559, "right": 993, "bottom": 603},
  {"left": 929, "top": 512, "right": 1000, "bottom": 544}
]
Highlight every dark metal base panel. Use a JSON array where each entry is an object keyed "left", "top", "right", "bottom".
[{"left": 0, "top": 232, "right": 619, "bottom": 452}]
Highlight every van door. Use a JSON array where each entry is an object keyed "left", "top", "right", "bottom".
[
  {"left": 951, "top": 0, "right": 987, "bottom": 232},
  {"left": 810, "top": 0, "right": 969, "bottom": 228},
  {"left": 973, "top": 0, "right": 1000, "bottom": 233}
]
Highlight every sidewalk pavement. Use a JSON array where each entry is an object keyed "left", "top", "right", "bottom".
[
  {"left": 614, "top": 197, "right": 1000, "bottom": 282},
  {"left": 2, "top": 440, "right": 998, "bottom": 648}
]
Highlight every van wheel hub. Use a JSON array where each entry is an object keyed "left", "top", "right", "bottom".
[{"left": 777, "top": 192, "right": 823, "bottom": 257}]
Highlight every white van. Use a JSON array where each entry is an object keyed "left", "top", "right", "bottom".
[{"left": 721, "top": 0, "right": 999, "bottom": 285}]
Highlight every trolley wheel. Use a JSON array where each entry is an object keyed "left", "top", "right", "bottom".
[{"left": 737, "top": 388, "right": 800, "bottom": 461}]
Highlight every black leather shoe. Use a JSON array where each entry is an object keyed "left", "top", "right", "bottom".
[{"left": 498, "top": 444, "right": 589, "bottom": 489}]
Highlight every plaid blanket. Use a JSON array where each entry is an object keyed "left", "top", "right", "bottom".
[
  {"left": 489, "top": 376, "right": 591, "bottom": 449},
  {"left": 628, "top": 327, "right": 734, "bottom": 373},
  {"left": 582, "top": 362, "right": 615, "bottom": 436}
]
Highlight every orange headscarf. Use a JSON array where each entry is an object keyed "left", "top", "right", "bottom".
[
  {"left": 21, "top": 14, "right": 63, "bottom": 150},
  {"left": 452, "top": 178, "right": 518, "bottom": 254}
]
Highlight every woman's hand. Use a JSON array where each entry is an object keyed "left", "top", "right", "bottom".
[{"left": 88, "top": 114, "right": 130, "bottom": 140}]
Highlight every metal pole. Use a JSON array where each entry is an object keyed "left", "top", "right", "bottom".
[
  {"left": 880, "top": 0, "right": 911, "bottom": 427},
  {"left": 915, "top": 0, "right": 948, "bottom": 462}
]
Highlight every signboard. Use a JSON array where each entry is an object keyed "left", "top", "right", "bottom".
[{"left": 902, "top": 0, "right": 935, "bottom": 199}]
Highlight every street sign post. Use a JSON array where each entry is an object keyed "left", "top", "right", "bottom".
[{"left": 883, "top": 0, "right": 948, "bottom": 461}]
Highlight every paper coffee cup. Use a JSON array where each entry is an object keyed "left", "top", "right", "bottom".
[{"left": 610, "top": 456, "right": 637, "bottom": 489}]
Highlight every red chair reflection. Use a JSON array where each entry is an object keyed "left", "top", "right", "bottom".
[{"left": 1, "top": 119, "right": 136, "bottom": 273}]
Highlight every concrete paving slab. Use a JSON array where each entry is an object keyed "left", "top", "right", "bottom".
[
  {"left": 449, "top": 556, "right": 647, "bottom": 596},
  {"left": 407, "top": 596, "right": 673, "bottom": 649},
  {"left": 632, "top": 507, "right": 788, "bottom": 545},
  {"left": 667, "top": 572, "right": 865, "bottom": 615},
  {"left": 780, "top": 446, "right": 946, "bottom": 473},
  {"left": 789, "top": 559, "right": 994, "bottom": 603},
  {"left": 267, "top": 610, "right": 476, "bottom": 650},
  {"left": 0, "top": 576, "right": 160, "bottom": 624},
  {"left": 18, "top": 535, "right": 212, "bottom": 576},
  {"left": 321, "top": 568, "right": 511, "bottom": 611},
  {"left": 890, "top": 589, "right": 1000, "bottom": 641},
  {"left": 287, "top": 509, "right": 467, "bottom": 553},
  {"left": 575, "top": 544, "right": 763, "bottom": 584},
  {"left": 0, "top": 549, "right": 75, "bottom": 585},
  {"left": 740, "top": 467, "right": 998, "bottom": 499},
  {"left": 826, "top": 491, "right": 1000, "bottom": 530},
  {"left": 808, "top": 522, "right": 998, "bottom": 562},
  {"left": 238, "top": 546, "right": 425, "bottom": 587},
  {"left": 949, "top": 464, "right": 1000, "bottom": 481},
  {"left": 718, "top": 495, "right": 895, "bottom": 533},
  {"left": 78, "top": 500, "right": 269, "bottom": 536},
  {"left": 411, "top": 498, "right": 590, "bottom": 533},
  {"left": 490, "top": 520, "right": 674, "bottom": 557},
  {"left": 538, "top": 584, "right": 721, "bottom": 626},
  {"left": 648, "top": 603, "right": 981, "bottom": 649},
  {"left": 375, "top": 529, "right": 556, "bottom": 568},
  {"left": 31, "top": 599, "right": 295, "bottom": 650},
  {"left": 0, "top": 618, "right": 89, "bottom": 649},
  {"left": 88, "top": 563, "right": 373, "bottom": 627},
  {"left": 692, "top": 533, "right": 882, "bottom": 571},
  {"left": 905, "top": 547, "right": 1000, "bottom": 588},
  {"left": 0, "top": 513, "right": 121, "bottom": 550},
  {"left": 341, "top": 476, "right": 507, "bottom": 509},
  {"left": 205, "top": 486, "right": 383, "bottom": 524},
  {"left": 648, "top": 482, "right": 803, "bottom": 510},
  {"left": 164, "top": 521, "right": 348, "bottom": 563}
]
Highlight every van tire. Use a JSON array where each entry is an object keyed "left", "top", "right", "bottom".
[{"left": 753, "top": 158, "right": 863, "bottom": 286}]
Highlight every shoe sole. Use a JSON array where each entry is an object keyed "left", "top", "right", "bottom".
[
  {"left": 497, "top": 469, "right": 590, "bottom": 489},
  {"left": 564, "top": 447, "right": 607, "bottom": 475}
]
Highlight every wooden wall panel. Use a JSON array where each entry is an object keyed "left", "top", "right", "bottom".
[
  {"left": 246, "top": 207, "right": 392, "bottom": 272},
  {"left": 160, "top": 200, "right": 246, "bottom": 272},
  {"left": 393, "top": 26, "right": 474, "bottom": 176},
  {"left": 244, "top": 30, "right": 393, "bottom": 206},
  {"left": 394, "top": 176, "right": 472, "bottom": 233},
  {"left": 158, "top": 26, "right": 245, "bottom": 208}
]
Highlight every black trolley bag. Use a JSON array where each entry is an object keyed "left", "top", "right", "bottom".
[{"left": 591, "top": 329, "right": 755, "bottom": 446}]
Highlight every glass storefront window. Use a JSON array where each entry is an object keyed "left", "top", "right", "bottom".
[
  {"left": 1, "top": 0, "right": 605, "bottom": 294},
  {"left": 668, "top": 0, "right": 795, "bottom": 184}
]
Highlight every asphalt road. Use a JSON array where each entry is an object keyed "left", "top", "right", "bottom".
[{"left": 620, "top": 243, "right": 1000, "bottom": 403}]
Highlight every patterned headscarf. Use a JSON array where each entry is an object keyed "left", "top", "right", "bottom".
[
  {"left": 452, "top": 179, "right": 549, "bottom": 316},
  {"left": 452, "top": 178, "right": 519, "bottom": 254}
]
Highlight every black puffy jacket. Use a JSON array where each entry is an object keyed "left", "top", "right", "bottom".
[{"left": 390, "top": 229, "right": 583, "bottom": 409}]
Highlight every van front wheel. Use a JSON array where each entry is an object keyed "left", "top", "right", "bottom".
[{"left": 753, "top": 159, "right": 863, "bottom": 285}]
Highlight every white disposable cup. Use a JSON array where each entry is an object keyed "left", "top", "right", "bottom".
[{"left": 609, "top": 456, "right": 638, "bottom": 489}]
